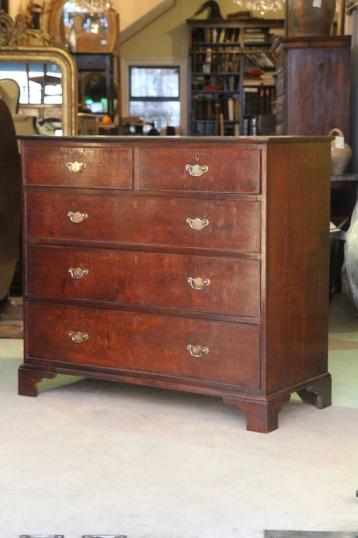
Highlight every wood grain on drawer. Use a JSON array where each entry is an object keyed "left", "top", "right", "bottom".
[
  {"left": 23, "top": 143, "right": 132, "bottom": 189},
  {"left": 135, "top": 146, "right": 261, "bottom": 193},
  {"left": 27, "top": 246, "right": 260, "bottom": 317},
  {"left": 27, "top": 302, "right": 260, "bottom": 388},
  {"left": 26, "top": 190, "right": 261, "bottom": 253}
]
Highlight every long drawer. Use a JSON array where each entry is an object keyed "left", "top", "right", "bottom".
[
  {"left": 27, "top": 245, "right": 261, "bottom": 317},
  {"left": 26, "top": 302, "right": 261, "bottom": 388},
  {"left": 22, "top": 143, "right": 133, "bottom": 189},
  {"left": 134, "top": 146, "right": 261, "bottom": 193},
  {"left": 26, "top": 190, "right": 261, "bottom": 254}
]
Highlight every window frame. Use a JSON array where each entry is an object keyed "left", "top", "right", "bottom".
[{"left": 121, "top": 58, "right": 188, "bottom": 134}]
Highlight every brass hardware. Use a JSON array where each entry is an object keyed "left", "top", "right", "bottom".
[
  {"left": 68, "top": 331, "right": 89, "bottom": 344},
  {"left": 68, "top": 267, "right": 89, "bottom": 280},
  {"left": 185, "top": 163, "right": 209, "bottom": 177},
  {"left": 67, "top": 211, "right": 88, "bottom": 223},
  {"left": 66, "top": 161, "right": 86, "bottom": 173},
  {"left": 186, "top": 217, "right": 209, "bottom": 231},
  {"left": 188, "top": 277, "right": 211, "bottom": 290},
  {"left": 187, "top": 344, "right": 209, "bottom": 358}
]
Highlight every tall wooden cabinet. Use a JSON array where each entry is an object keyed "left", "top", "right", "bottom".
[
  {"left": 187, "top": 18, "right": 284, "bottom": 136},
  {"left": 272, "top": 36, "right": 351, "bottom": 138}
]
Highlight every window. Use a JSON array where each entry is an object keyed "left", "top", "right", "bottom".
[
  {"left": 0, "top": 62, "right": 62, "bottom": 105},
  {"left": 129, "top": 66, "right": 180, "bottom": 131}
]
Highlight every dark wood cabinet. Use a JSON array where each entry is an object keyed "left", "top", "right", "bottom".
[
  {"left": 19, "top": 135, "right": 332, "bottom": 432},
  {"left": 73, "top": 52, "right": 120, "bottom": 120},
  {"left": 272, "top": 36, "right": 351, "bottom": 138}
]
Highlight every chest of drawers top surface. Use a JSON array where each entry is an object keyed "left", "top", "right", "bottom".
[{"left": 19, "top": 135, "right": 332, "bottom": 433}]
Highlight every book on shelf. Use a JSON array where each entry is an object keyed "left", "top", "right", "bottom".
[{"left": 245, "top": 52, "right": 275, "bottom": 69}]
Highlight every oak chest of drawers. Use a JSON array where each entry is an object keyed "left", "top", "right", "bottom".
[{"left": 19, "top": 136, "right": 332, "bottom": 432}]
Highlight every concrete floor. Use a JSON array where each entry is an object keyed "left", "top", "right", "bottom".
[{"left": 0, "top": 294, "right": 358, "bottom": 538}]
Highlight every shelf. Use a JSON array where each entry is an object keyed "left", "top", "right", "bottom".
[
  {"left": 192, "top": 72, "right": 241, "bottom": 76},
  {"left": 192, "top": 90, "right": 240, "bottom": 94},
  {"left": 192, "top": 119, "right": 240, "bottom": 123}
]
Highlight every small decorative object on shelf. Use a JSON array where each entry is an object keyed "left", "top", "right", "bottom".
[
  {"left": 187, "top": 16, "right": 284, "bottom": 136},
  {"left": 193, "top": 0, "right": 223, "bottom": 19},
  {"left": 329, "top": 128, "right": 352, "bottom": 175}
]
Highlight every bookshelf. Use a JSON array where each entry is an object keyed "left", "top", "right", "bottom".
[{"left": 187, "top": 17, "right": 284, "bottom": 136}]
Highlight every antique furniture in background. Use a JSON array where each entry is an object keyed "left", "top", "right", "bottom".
[
  {"left": 0, "top": 78, "right": 37, "bottom": 135},
  {"left": 19, "top": 135, "right": 331, "bottom": 433},
  {"left": 74, "top": 51, "right": 119, "bottom": 120},
  {"left": 272, "top": 35, "right": 352, "bottom": 228},
  {"left": 272, "top": 35, "right": 351, "bottom": 138},
  {"left": 0, "top": 12, "right": 78, "bottom": 135}
]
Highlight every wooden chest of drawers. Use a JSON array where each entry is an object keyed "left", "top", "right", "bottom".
[{"left": 19, "top": 136, "right": 332, "bottom": 432}]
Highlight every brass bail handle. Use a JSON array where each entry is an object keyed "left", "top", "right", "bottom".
[
  {"left": 188, "top": 277, "right": 211, "bottom": 290},
  {"left": 185, "top": 164, "right": 209, "bottom": 177},
  {"left": 186, "top": 217, "right": 209, "bottom": 231},
  {"left": 66, "top": 161, "right": 86, "bottom": 173},
  {"left": 187, "top": 344, "right": 209, "bottom": 358},
  {"left": 68, "top": 267, "right": 89, "bottom": 280},
  {"left": 67, "top": 211, "right": 88, "bottom": 223},
  {"left": 68, "top": 331, "right": 89, "bottom": 344}
]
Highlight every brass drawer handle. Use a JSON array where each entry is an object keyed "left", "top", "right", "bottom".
[
  {"left": 187, "top": 344, "right": 209, "bottom": 358},
  {"left": 68, "top": 267, "right": 89, "bottom": 280},
  {"left": 186, "top": 217, "right": 209, "bottom": 231},
  {"left": 66, "top": 161, "right": 86, "bottom": 173},
  {"left": 68, "top": 331, "right": 89, "bottom": 344},
  {"left": 188, "top": 277, "right": 211, "bottom": 290},
  {"left": 185, "top": 164, "right": 209, "bottom": 177},
  {"left": 67, "top": 211, "right": 88, "bottom": 223}
]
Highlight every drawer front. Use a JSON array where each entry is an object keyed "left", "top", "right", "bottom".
[
  {"left": 27, "top": 246, "right": 261, "bottom": 317},
  {"left": 135, "top": 146, "right": 261, "bottom": 193},
  {"left": 23, "top": 143, "right": 132, "bottom": 189},
  {"left": 26, "top": 190, "right": 261, "bottom": 254},
  {"left": 27, "top": 302, "right": 260, "bottom": 388}
]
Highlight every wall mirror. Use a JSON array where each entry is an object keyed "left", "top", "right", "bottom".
[
  {"left": 43, "top": 0, "right": 119, "bottom": 53},
  {"left": 0, "top": 13, "right": 78, "bottom": 135}
]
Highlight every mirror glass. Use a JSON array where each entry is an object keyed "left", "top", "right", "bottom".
[
  {"left": 63, "top": 0, "right": 111, "bottom": 52},
  {"left": 0, "top": 60, "right": 64, "bottom": 134}
]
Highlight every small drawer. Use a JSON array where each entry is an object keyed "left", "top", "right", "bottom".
[
  {"left": 27, "top": 302, "right": 261, "bottom": 388},
  {"left": 135, "top": 145, "right": 261, "bottom": 193},
  {"left": 27, "top": 246, "right": 261, "bottom": 317},
  {"left": 22, "top": 142, "right": 132, "bottom": 189},
  {"left": 26, "top": 190, "right": 261, "bottom": 254}
]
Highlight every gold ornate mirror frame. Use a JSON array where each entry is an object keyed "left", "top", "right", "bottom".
[{"left": 0, "top": 12, "right": 78, "bottom": 135}]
